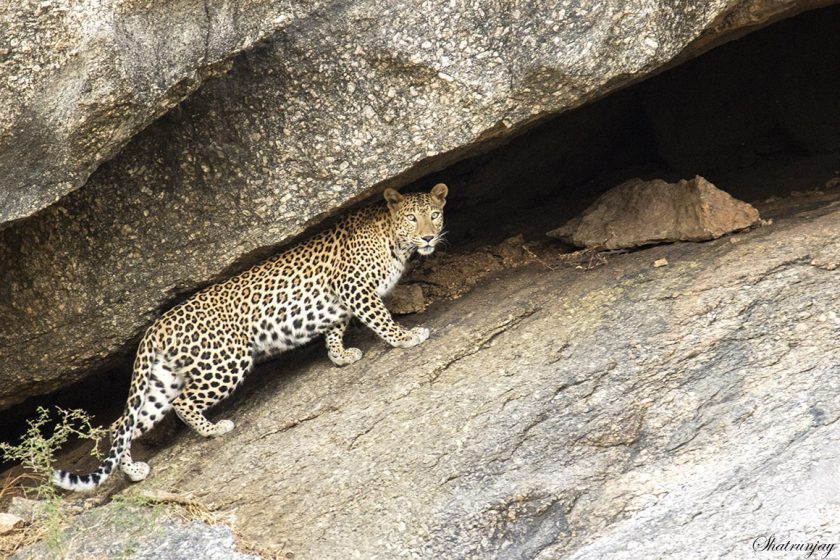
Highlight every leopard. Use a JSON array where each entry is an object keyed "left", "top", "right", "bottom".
[{"left": 53, "top": 183, "right": 448, "bottom": 491}]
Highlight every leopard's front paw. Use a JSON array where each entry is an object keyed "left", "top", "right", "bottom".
[
  {"left": 396, "top": 327, "right": 430, "bottom": 348},
  {"left": 211, "top": 419, "right": 235, "bottom": 437},
  {"left": 330, "top": 347, "right": 364, "bottom": 366}
]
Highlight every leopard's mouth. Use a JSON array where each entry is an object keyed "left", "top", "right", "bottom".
[{"left": 417, "top": 246, "right": 435, "bottom": 256}]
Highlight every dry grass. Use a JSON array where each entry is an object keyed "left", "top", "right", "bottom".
[
  {"left": 0, "top": 472, "right": 39, "bottom": 506},
  {"left": 127, "top": 489, "right": 288, "bottom": 559},
  {"left": 0, "top": 524, "right": 47, "bottom": 559},
  {"left": 0, "top": 472, "right": 48, "bottom": 557}
]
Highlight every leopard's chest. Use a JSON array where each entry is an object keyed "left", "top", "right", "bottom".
[{"left": 376, "top": 258, "right": 406, "bottom": 297}]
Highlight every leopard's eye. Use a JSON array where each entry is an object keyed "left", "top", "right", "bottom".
[
  {"left": 407, "top": 214, "right": 417, "bottom": 222},
  {"left": 431, "top": 211, "right": 440, "bottom": 220}
]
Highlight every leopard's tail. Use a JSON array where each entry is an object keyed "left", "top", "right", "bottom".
[{"left": 52, "top": 346, "right": 156, "bottom": 492}]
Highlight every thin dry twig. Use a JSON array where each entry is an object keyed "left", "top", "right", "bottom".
[
  {"left": 522, "top": 243, "right": 557, "bottom": 271},
  {"left": 0, "top": 472, "right": 40, "bottom": 505}
]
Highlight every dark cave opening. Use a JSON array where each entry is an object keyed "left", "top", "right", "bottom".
[
  {"left": 2, "top": 4, "right": 839, "bottom": 482},
  {"left": 417, "top": 4, "right": 840, "bottom": 248}
]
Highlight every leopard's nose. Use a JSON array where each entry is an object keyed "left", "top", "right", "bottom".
[{"left": 421, "top": 235, "right": 434, "bottom": 242}]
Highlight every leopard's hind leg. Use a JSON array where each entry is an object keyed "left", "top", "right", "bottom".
[
  {"left": 172, "top": 337, "right": 253, "bottom": 438},
  {"left": 120, "top": 355, "right": 186, "bottom": 481}
]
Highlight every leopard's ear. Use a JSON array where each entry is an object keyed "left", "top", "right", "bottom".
[
  {"left": 383, "top": 188, "right": 404, "bottom": 211},
  {"left": 430, "top": 183, "right": 448, "bottom": 207}
]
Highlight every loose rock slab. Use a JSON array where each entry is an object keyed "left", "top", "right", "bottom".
[
  {"left": 548, "top": 176, "right": 761, "bottom": 249},
  {"left": 0, "top": 513, "right": 23, "bottom": 535},
  {"left": 384, "top": 284, "right": 428, "bottom": 315}
]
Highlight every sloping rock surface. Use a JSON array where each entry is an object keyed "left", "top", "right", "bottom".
[
  {"left": 0, "top": 0, "right": 322, "bottom": 225},
  {"left": 0, "top": 0, "right": 828, "bottom": 409},
  {"left": 548, "top": 176, "right": 761, "bottom": 249},
  {"left": 70, "top": 200, "right": 838, "bottom": 559}
]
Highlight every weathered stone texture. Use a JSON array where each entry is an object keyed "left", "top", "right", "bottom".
[
  {"left": 0, "top": 0, "right": 322, "bottom": 225},
  {"left": 12, "top": 503, "right": 257, "bottom": 560}
]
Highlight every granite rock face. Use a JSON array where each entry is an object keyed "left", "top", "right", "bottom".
[
  {"left": 548, "top": 176, "right": 761, "bottom": 249},
  {"left": 58, "top": 199, "right": 836, "bottom": 559},
  {"left": 0, "top": 0, "right": 322, "bottom": 225},
  {"left": 0, "top": 0, "right": 830, "bottom": 406},
  {"left": 12, "top": 503, "right": 258, "bottom": 560}
]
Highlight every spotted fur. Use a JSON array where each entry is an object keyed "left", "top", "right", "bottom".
[{"left": 53, "top": 184, "right": 448, "bottom": 491}]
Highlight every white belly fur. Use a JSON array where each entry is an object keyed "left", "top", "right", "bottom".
[{"left": 377, "top": 262, "right": 405, "bottom": 297}]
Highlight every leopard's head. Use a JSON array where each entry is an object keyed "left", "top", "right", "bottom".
[{"left": 384, "top": 183, "right": 448, "bottom": 256}]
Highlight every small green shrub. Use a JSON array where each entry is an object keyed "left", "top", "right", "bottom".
[
  {"left": 0, "top": 406, "right": 107, "bottom": 558},
  {"left": 0, "top": 406, "right": 106, "bottom": 498}
]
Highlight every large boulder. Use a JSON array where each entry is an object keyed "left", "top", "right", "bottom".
[
  {"left": 0, "top": 0, "right": 322, "bottom": 226},
  {"left": 44, "top": 198, "right": 840, "bottom": 558},
  {"left": 0, "top": 0, "right": 830, "bottom": 407}
]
